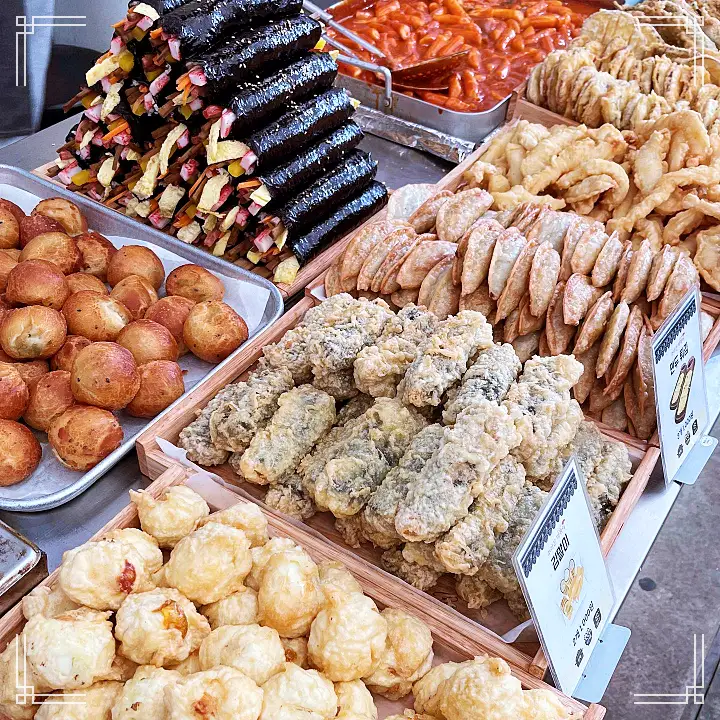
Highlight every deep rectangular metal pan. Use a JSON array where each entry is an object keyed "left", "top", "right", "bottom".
[{"left": 0, "top": 165, "right": 284, "bottom": 513}]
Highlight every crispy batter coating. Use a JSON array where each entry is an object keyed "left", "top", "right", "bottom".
[
  {"left": 265, "top": 473, "right": 317, "bottom": 521},
  {"left": 163, "top": 522, "right": 252, "bottom": 605},
  {"left": 199, "top": 623, "right": 285, "bottom": 685},
  {"left": 24, "top": 608, "right": 115, "bottom": 690},
  {"left": 236, "top": 385, "right": 336, "bottom": 485},
  {"left": 209, "top": 363, "right": 294, "bottom": 452},
  {"left": 413, "top": 662, "right": 470, "bottom": 717},
  {"left": 310, "top": 398, "right": 427, "bottom": 518},
  {"left": 0, "top": 635, "right": 50, "bottom": 720},
  {"left": 401, "top": 542, "right": 446, "bottom": 574},
  {"left": 354, "top": 306, "right": 440, "bottom": 398},
  {"left": 197, "top": 502, "right": 269, "bottom": 547},
  {"left": 246, "top": 537, "right": 299, "bottom": 590},
  {"left": 362, "top": 424, "right": 445, "bottom": 549},
  {"left": 167, "top": 651, "right": 201, "bottom": 676},
  {"left": 111, "top": 666, "right": 181, "bottom": 720},
  {"left": 455, "top": 575, "right": 502, "bottom": 610},
  {"left": 165, "top": 666, "right": 263, "bottom": 720},
  {"left": 317, "top": 560, "right": 363, "bottom": 599},
  {"left": 435, "top": 457, "right": 527, "bottom": 575},
  {"left": 258, "top": 547, "right": 322, "bottom": 638},
  {"left": 130, "top": 486, "right": 210, "bottom": 548},
  {"left": 115, "top": 588, "right": 210, "bottom": 666},
  {"left": 335, "top": 680, "right": 378, "bottom": 720},
  {"left": 281, "top": 637, "right": 309, "bottom": 668},
  {"left": 442, "top": 344, "right": 521, "bottom": 424},
  {"left": 380, "top": 550, "right": 443, "bottom": 592},
  {"left": 22, "top": 584, "right": 78, "bottom": 620},
  {"left": 401, "top": 311, "right": 494, "bottom": 408},
  {"left": 521, "top": 689, "right": 573, "bottom": 719},
  {"left": 36, "top": 681, "right": 123, "bottom": 720},
  {"left": 308, "top": 590, "right": 387, "bottom": 682},
  {"left": 200, "top": 587, "right": 258, "bottom": 630},
  {"left": 260, "top": 663, "right": 337, "bottom": 720},
  {"left": 313, "top": 368, "right": 359, "bottom": 401},
  {"left": 335, "top": 515, "right": 367, "bottom": 548},
  {"left": 363, "top": 608, "right": 434, "bottom": 700}
]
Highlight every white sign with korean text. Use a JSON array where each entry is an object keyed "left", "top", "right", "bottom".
[
  {"left": 651, "top": 287, "right": 709, "bottom": 485},
  {"left": 513, "top": 457, "right": 614, "bottom": 696}
]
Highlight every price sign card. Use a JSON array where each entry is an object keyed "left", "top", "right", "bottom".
[
  {"left": 513, "top": 457, "right": 614, "bottom": 696},
  {"left": 651, "top": 287, "right": 709, "bottom": 485}
]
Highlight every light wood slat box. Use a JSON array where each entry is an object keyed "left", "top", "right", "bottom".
[
  {"left": 0, "top": 464, "right": 605, "bottom": 720},
  {"left": 136, "top": 295, "right": 661, "bottom": 681}
]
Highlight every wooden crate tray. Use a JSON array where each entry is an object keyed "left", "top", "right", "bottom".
[
  {"left": 136, "top": 296, "right": 661, "bottom": 677},
  {"left": 0, "top": 464, "right": 605, "bottom": 720}
]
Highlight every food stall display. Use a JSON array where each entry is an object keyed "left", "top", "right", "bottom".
[{"left": 50, "top": 0, "right": 388, "bottom": 290}]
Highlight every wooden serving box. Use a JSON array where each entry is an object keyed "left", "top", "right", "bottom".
[
  {"left": 136, "top": 295, "right": 660, "bottom": 678},
  {"left": 0, "top": 464, "right": 605, "bottom": 720}
]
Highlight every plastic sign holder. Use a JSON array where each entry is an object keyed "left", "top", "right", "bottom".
[
  {"left": 513, "top": 457, "right": 628, "bottom": 700},
  {"left": 651, "top": 288, "right": 711, "bottom": 486}
]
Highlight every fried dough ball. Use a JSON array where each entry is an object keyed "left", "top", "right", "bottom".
[
  {"left": 130, "top": 486, "right": 209, "bottom": 548},
  {"left": 0, "top": 207, "right": 20, "bottom": 250},
  {"left": 74, "top": 231, "right": 116, "bottom": 280},
  {"left": 65, "top": 272, "right": 108, "bottom": 295},
  {"left": 0, "top": 364, "right": 28, "bottom": 420},
  {"left": 412, "top": 661, "right": 468, "bottom": 717},
  {"left": 51, "top": 335, "right": 91, "bottom": 371},
  {"left": 115, "top": 587, "right": 210, "bottom": 666},
  {"left": 520, "top": 689, "right": 573, "bottom": 719},
  {"left": 166, "top": 264, "right": 225, "bottom": 303},
  {"left": 9, "top": 359, "right": 49, "bottom": 388},
  {"left": 62, "top": 290, "right": 131, "bottom": 341},
  {"left": 183, "top": 300, "right": 248, "bottom": 363},
  {"left": 107, "top": 246, "right": 165, "bottom": 290},
  {"left": 258, "top": 547, "right": 322, "bottom": 638},
  {"left": 0, "top": 199, "right": 24, "bottom": 224},
  {"left": 111, "top": 666, "right": 181, "bottom": 720},
  {"left": 335, "top": 680, "right": 378, "bottom": 720},
  {"left": 126, "top": 360, "right": 184, "bottom": 418},
  {"left": 201, "top": 587, "right": 258, "bottom": 630},
  {"left": 58, "top": 530, "right": 161, "bottom": 610},
  {"left": 163, "top": 521, "right": 252, "bottom": 605},
  {"left": 48, "top": 405, "right": 123, "bottom": 471},
  {"left": 144, "top": 295, "right": 195, "bottom": 355},
  {"left": 246, "top": 537, "right": 299, "bottom": 590},
  {"left": 36, "top": 681, "right": 123, "bottom": 720},
  {"left": 317, "top": 560, "right": 363, "bottom": 599},
  {"left": 19, "top": 214, "right": 64, "bottom": 248},
  {"left": 0, "top": 634, "right": 50, "bottom": 720},
  {"left": 23, "top": 369, "right": 74, "bottom": 431},
  {"left": 33, "top": 198, "right": 87, "bottom": 237},
  {"left": 5, "top": 259, "right": 69, "bottom": 309},
  {"left": 70, "top": 342, "right": 140, "bottom": 410},
  {"left": 260, "top": 663, "right": 337, "bottom": 720},
  {"left": 22, "top": 584, "right": 79, "bottom": 620},
  {"left": 197, "top": 502, "right": 269, "bottom": 548},
  {"left": 103, "top": 528, "right": 165, "bottom": 571},
  {"left": 0, "top": 306, "right": 67, "bottom": 359},
  {"left": 281, "top": 637, "right": 309, "bottom": 668},
  {"left": 111, "top": 275, "right": 158, "bottom": 320},
  {"left": 168, "top": 651, "right": 201, "bottom": 676},
  {"left": 308, "top": 591, "right": 387, "bottom": 681},
  {"left": 24, "top": 608, "right": 115, "bottom": 689},
  {"left": 117, "top": 319, "right": 179, "bottom": 365},
  {"left": 20, "top": 232, "right": 81, "bottom": 274},
  {"left": 0, "top": 419, "right": 41, "bottom": 485},
  {"left": 0, "top": 250, "right": 16, "bottom": 293},
  {"left": 166, "top": 666, "right": 263, "bottom": 720},
  {"left": 199, "top": 623, "right": 285, "bottom": 684},
  {"left": 363, "top": 608, "right": 434, "bottom": 700}
]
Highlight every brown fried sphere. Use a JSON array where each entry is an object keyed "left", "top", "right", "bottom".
[
  {"left": 110, "top": 275, "right": 158, "bottom": 320},
  {"left": 32, "top": 197, "right": 87, "bottom": 236},
  {"left": 0, "top": 208, "right": 20, "bottom": 250},
  {"left": 183, "top": 301, "right": 248, "bottom": 363},
  {"left": 70, "top": 342, "right": 140, "bottom": 410},
  {"left": 0, "top": 420, "right": 41, "bottom": 485},
  {"left": 107, "top": 245, "right": 165, "bottom": 289},
  {"left": 19, "top": 214, "right": 65, "bottom": 248},
  {"left": 0, "top": 251, "right": 17, "bottom": 293},
  {"left": 144, "top": 296, "right": 195, "bottom": 355},
  {"left": 0, "top": 199, "right": 26, "bottom": 225},
  {"left": 166, "top": 264, "right": 225, "bottom": 303},
  {"left": 65, "top": 272, "right": 108, "bottom": 295},
  {"left": 116, "top": 319, "right": 179, "bottom": 366},
  {"left": 75, "top": 231, "right": 117, "bottom": 280},
  {"left": 126, "top": 360, "right": 185, "bottom": 418},
  {"left": 7, "top": 359, "right": 49, "bottom": 389},
  {"left": 0, "top": 306, "right": 67, "bottom": 359},
  {"left": 48, "top": 405, "right": 123, "bottom": 471},
  {"left": 5, "top": 260, "right": 70, "bottom": 309},
  {"left": 62, "top": 291, "right": 131, "bottom": 341},
  {"left": 0, "top": 364, "right": 28, "bottom": 420},
  {"left": 20, "top": 232, "right": 81, "bottom": 274},
  {"left": 24, "top": 369, "right": 75, "bottom": 431},
  {"left": 51, "top": 335, "right": 92, "bottom": 372}
]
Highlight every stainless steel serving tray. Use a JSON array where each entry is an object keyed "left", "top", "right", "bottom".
[{"left": 0, "top": 165, "right": 284, "bottom": 513}]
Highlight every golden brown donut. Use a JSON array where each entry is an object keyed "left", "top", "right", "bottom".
[
  {"left": 116, "top": 319, "right": 178, "bottom": 366},
  {"left": 110, "top": 275, "right": 158, "bottom": 320},
  {"left": 126, "top": 360, "right": 184, "bottom": 418},
  {"left": 0, "top": 208, "right": 20, "bottom": 250},
  {"left": 0, "top": 364, "right": 29, "bottom": 420},
  {"left": 24, "top": 369, "right": 75, "bottom": 431},
  {"left": 51, "top": 335, "right": 92, "bottom": 372},
  {"left": 0, "top": 199, "right": 26, "bottom": 225},
  {"left": 48, "top": 405, "right": 123, "bottom": 471},
  {"left": 107, "top": 245, "right": 165, "bottom": 289},
  {"left": 5, "top": 259, "right": 70, "bottom": 309},
  {"left": 144, "top": 295, "right": 194, "bottom": 355},
  {"left": 166, "top": 264, "right": 225, "bottom": 303},
  {"left": 70, "top": 341, "right": 140, "bottom": 410},
  {"left": 0, "top": 306, "right": 67, "bottom": 359},
  {"left": 7, "top": 359, "right": 49, "bottom": 389},
  {"left": 19, "top": 232, "right": 81, "bottom": 274},
  {"left": 0, "top": 419, "right": 41, "bottom": 485},
  {"left": 62, "top": 290, "right": 131, "bottom": 341},
  {"left": 74, "top": 231, "right": 117, "bottom": 280},
  {"left": 32, "top": 198, "right": 87, "bottom": 237},
  {"left": 183, "top": 301, "right": 248, "bottom": 363},
  {"left": 65, "top": 272, "right": 108, "bottom": 295},
  {"left": 19, "top": 214, "right": 64, "bottom": 248},
  {"left": 0, "top": 250, "right": 17, "bottom": 293}
]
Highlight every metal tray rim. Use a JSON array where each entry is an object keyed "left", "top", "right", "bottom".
[{"left": 0, "top": 164, "right": 284, "bottom": 513}]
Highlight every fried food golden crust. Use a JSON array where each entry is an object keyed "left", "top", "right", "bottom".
[
  {"left": 563, "top": 274, "right": 604, "bottom": 326},
  {"left": 461, "top": 220, "right": 505, "bottom": 296},
  {"left": 573, "top": 291, "right": 615, "bottom": 355},
  {"left": 605, "top": 305, "right": 644, "bottom": 396},
  {"left": 529, "top": 242, "right": 561, "bottom": 317},
  {"left": 546, "top": 282, "right": 576, "bottom": 356},
  {"left": 436, "top": 189, "right": 493, "bottom": 244},
  {"left": 397, "top": 241, "right": 457, "bottom": 290},
  {"left": 591, "top": 231, "right": 623, "bottom": 287}
]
